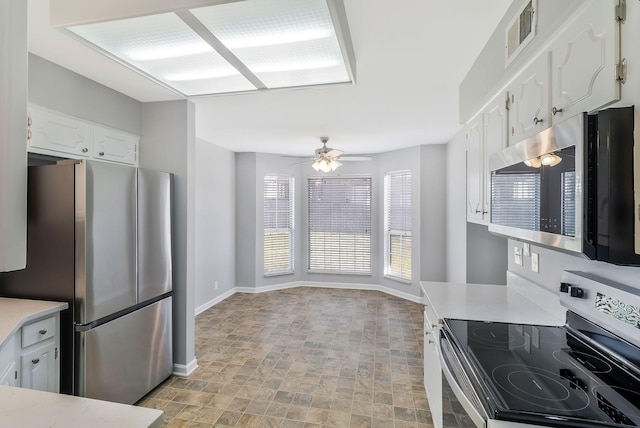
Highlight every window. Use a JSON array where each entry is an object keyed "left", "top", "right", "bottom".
[
  {"left": 384, "top": 171, "right": 412, "bottom": 281},
  {"left": 307, "top": 176, "right": 371, "bottom": 274},
  {"left": 264, "top": 175, "right": 294, "bottom": 276}
]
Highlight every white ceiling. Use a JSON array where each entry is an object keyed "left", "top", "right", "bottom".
[{"left": 28, "top": 0, "right": 512, "bottom": 156}]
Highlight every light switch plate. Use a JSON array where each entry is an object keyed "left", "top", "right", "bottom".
[
  {"left": 523, "top": 242, "right": 530, "bottom": 257},
  {"left": 531, "top": 252, "right": 539, "bottom": 273}
]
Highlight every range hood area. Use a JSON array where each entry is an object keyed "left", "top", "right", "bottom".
[{"left": 50, "top": 0, "right": 356, "bottom": 97}]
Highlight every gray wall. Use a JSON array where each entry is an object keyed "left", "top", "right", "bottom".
[
  {"left": 28, "top": 54, "right": 141, "bottom": 134},
  {"left": 459, "top": 0, "right": 581, "bottom": 122},
  {"left": 467, "top": 223, "right": 508, "bottom": 285},
  {"left": 419, "top": 145, "right": 447, "bottom": 283},
  {"left": 194, "top": 139, "right": 236, "bottom": 309},
  {"left": 140, "top": 100, "right": 196, "bottom": 371},
  {"left": 445, "top": 127, "right": 468, "bottom": 283},
  {"left": 235, "top": 153, "right": 258, "bottom": 288}
]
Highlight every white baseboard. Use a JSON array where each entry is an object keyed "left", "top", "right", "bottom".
[
  {"left": 173, "top": 358, "right": 198, "bottom": 377},
  {"left": 195, "top": 288, "right": 235, "bottom": 316},
  {"left": 196, "top": 281, "right": 422, "bottom": 316}
]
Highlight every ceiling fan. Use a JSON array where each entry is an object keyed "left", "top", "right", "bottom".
[{"left": 309, "top": 137, "right": 371, "bottom": 172}]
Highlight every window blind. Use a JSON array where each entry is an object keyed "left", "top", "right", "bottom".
[
  {"left": 264, "top": 175, "right": 294, "bottom": 275},
  {"left": 561, "top": 171, "right": 576, "bottom": 237},
  {"left": 307, "top": 176, "right": 371, "bottom": 274},
  {"left": 491, "top": 173, "right": 540, "bottom": 230},
  {"left": 384, "top": 171, "right": 411, "bottom": 281}
]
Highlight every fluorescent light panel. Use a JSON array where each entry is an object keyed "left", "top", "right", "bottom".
[{"left": 65, "top": 0, "right": 352, "bottom": 96}]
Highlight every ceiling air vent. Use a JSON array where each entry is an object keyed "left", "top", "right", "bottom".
[{"left": 505, "top": 0, "right": 537, "bottom": 66}]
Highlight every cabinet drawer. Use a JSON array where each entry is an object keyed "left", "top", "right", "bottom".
[
  {"left": 22, "top": 316, "right": 56, "bottom": 348},
  {"left": 424, "top": 302, "right": 439, "bottom": 332}
]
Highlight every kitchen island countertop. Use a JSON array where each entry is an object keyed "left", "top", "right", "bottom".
[
  {"left": 0, "top": 385, "right": 163, "bottom": 427},
  {"left": 420, "top": 280, "right": 565, "bottom": 326},
  {"left": 0, "top": 297, "right": 68, "bottom": 348}
]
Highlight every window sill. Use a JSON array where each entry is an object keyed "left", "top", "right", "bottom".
[
  {"left": 307, "top": 270, "right": 372, "bottom": 276},
  {"left": 384, "top": 274, "right": 412, "bottom": 284},
  {"left": 264, "top": 270, "right": 294, "bottom": 278}
]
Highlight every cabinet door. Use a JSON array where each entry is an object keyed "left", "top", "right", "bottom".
[
  {"left": 0, "top": 360, "right": 17, "bottom": 387},
  {"left": 508, "top": 54, "right": 550, "bottom": 145},
  {"left": 483, "top": 93, "right": 508, "bottom": 221},
  {"left": 29, "top": 107, "right": 93, "bottom": 157},
  {"left": 550, "top": 0, "right": 619, "bottom": 122},
  {"left": 93, "top": 127, "right": 138, "bottom": 165},
  {"left": 423, "top": 312, "right": 442, "bottom": 428},
  {"left": 0, "top": 335, "right": 18, "bottom": 387},
  {"left": 466, "top": 116, "right": 484, "bottom": 223},
  {"left": 21, "top": 342, "right": 57, "bottom": 393},
  {"left": 0, "top": 0, "right": 27, "bottom": 272}
]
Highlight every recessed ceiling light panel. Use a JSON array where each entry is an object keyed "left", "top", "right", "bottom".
[{"left": 60, "top": 0, "right": 355, "bottom": 96}]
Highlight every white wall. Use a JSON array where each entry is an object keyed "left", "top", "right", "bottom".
[
  {"left": 194, "top": 139, "right": 236, "bottom": 310},
  {"left": 445, "top": 127, "right": 467, "bottom": 282},
  {"left": 140, "top": 100, "right": 196, "bottom": 373}
]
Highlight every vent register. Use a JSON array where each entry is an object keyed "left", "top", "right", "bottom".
[{"left": 55, "top": 0, "right": 355, "bottom": 97}]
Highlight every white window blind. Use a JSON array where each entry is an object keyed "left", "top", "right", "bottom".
[
  {"left": 491, "top": 173, "right": 540, "bottom": 230},
  {"left": 384, "top": 171, "right": 412, "bottom": 281},
  {"left": 307, "top": 176, "right": 371, "bottom": 274},
  {"left": 264, "top": 175, "right": 294, "bottom": 275}
]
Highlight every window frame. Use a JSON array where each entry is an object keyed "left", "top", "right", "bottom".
[
  {"left": 263, "top": 175, "right": 295, "bottom": 277},
  {"left": 307, "top": 175, "right": 372, "bottom": 275},
  {"left": 384, "top": 170, "right": 412, "bottom": 283}
]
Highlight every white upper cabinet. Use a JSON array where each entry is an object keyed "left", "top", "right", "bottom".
[
  {"left": 483, "top": 93, "right": 508, "bottom": 219},
  {"left": 29, "top": 107, "right": 93, "bottom": 158},
  {"left": 93, "top": 127, "right": 138, "bottom": 165},
  {"left": 466, "top": 114, "right": 484, "bottom": 223},
  {"left": 507, "top": 54, "right": 550, "bottom": 145},
  {"left": 0, "top": 0, "right": 27, "bottom": 272},
  {"left": 28, "top": 106, "right": 139, "bottom": 166},
  {"left": 549, "top": 0, "right": 620, "bottom": 122}
]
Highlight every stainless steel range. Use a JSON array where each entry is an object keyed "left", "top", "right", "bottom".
[{"left": 439, "top": 271, "right": 640, "bottom": 427}]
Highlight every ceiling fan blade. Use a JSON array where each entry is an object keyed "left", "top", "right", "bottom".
[
  {"left": 340, "top": 156, "right": 372, "bottom": 161},
  {"left": 325, "top": 149, "right": 343, "bottom": 158}
]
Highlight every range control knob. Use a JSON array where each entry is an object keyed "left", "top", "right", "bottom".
[
  {"left": 570, "top": 287, "right": 585, "bottom": 298},
  {"left": 560, "top": 282, "right": 570, "bottom": 293}
]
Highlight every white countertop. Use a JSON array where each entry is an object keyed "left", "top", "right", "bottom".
[
  {"left": 420, "top": 281, "right": 565, "bottom": 326},
  {"left": 0, "top": 297, "right": 68, "bottom": 348},
  {"left": 0, "top": 385, "right": 163, "bottom": 428}
]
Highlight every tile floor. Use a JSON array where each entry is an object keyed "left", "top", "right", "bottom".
[{"left": 138, "top": 287, "right": 466, "bottom": 427}]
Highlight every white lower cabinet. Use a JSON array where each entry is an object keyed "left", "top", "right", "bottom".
[
  {"left": 0, "top": 313, "right": 60, "bottom": 393},
  {"left": 21, "top": 342, "right": 56, "bottom": 392},
  {"left": 424, "top": 307, "right": 443, "bottom": 428}
]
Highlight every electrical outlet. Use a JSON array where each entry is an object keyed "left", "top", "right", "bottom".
[
  {"left": 523, "top": 242, "right": 530, "bottom": 257},
  {"left": 531, "top": 253, "right": 539, "bottom": 273},
  {"left": 514, "top": 246, "right": 523, "bottom": 266},
  {"left": 214, "top": 281, "right": 219, "bottom": 290}
]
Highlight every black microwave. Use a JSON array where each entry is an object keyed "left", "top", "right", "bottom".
[{"left": 488, "top": 106, "right": 640, "bottom": 265}]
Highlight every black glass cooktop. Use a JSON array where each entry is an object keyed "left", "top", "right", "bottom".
[{"left": 444, "top": 316, "right": 640, "bottom": 427}]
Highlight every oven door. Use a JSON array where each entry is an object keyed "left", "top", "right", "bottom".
[{"left": 438, "top": 329, "right": 488, "bottom": 428}]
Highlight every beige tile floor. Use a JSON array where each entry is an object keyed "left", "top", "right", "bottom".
[{"left": 138, "top": 287, "right": 439, "bottom": 427}]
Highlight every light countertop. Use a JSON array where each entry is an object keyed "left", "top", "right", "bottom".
[
  {"left": 0, "top": 297, "right": 68, "bottom": 348},
  {"left": 420, "top": 281, "right": 565, "bottom": 326},
  {"left": 0, "top": 385, "right": 163, "bottom": 428}
]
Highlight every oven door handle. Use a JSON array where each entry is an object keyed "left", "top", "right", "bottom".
[{"left": 439, "top": 335, "right": 487, "bottom": 428}]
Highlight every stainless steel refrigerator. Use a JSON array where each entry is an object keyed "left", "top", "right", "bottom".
[{"left": 1, "top": 160, "right": 173, "bottom": 404}]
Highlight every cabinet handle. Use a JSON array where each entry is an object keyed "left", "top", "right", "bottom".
[
  {"left": 431, "top": 324, "right": 438, "bottom": 328},
  {"left": 27, "top": 115, "right": 32, "bottom": 127},
  {"left": 552, "top": 107, "right": 563, "bottom": 116},
  {"left": 482, "top": 211, "right": 488, "bottom": 215},
  {"left": 39, "top": 329, "right": 47, "bottom": 335},
  {"left": 475, "top": 209, "right": 482, "bottom": 214},
  {"left": 428, "top": 340, "right": 434, "bottom": 344},
  {"left": 99, "top": 152, "right": 105, "bottom": 156},
  {"left": 82, "top": 148, "right": 88, "bottom": 153},
  {"left": 31, "top": 358, "right": 40, "bottom": 365},
  {"left": 533, "top": 117, "right": 543, "bottom": 125},
  {"left": 27, "top": 129, "right": 32, "bottom": 141}
]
